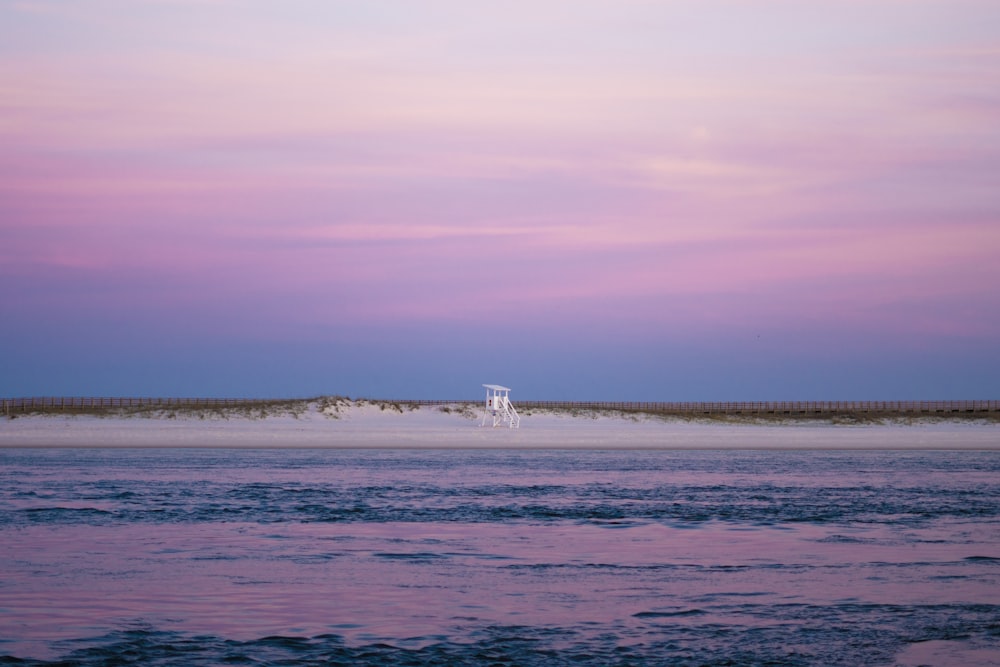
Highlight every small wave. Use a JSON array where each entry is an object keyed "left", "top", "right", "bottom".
[
  {"left": 23, "top": 507, "right": 112, "bottom": 518},
  {"left": 372, "top": 551, "right": 449, "bottom": 561},
  {"left": 4, "top": 600, "right": 1000, "bottom": 666},
  {"left": 633, "top": 609, "right": 706, "bottom": 618},
  {"left": 817, "top": 534, "right": 885, "bottom": 544}
]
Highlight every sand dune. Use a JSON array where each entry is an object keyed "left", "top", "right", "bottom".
[{"left": 1, "top": 401, "right": 998, "bottom": 449}]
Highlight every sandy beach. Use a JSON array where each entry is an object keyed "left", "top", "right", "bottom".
[{"left": 2, "top": 401, "right": 997, "bottom": 449}]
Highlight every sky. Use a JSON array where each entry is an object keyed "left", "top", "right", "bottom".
[{"left": 2, "top": 0, "right": 999, "bottom": 401}]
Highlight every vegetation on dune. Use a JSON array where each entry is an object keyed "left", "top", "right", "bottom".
[
  {"left": 437, "top": 404, "right": 480, "bottom": 420},
  {"left": 317, "top": 397, "right": 422, "bottom": 418},
  {"left": 5, "top": 398, "right": 312, "bottom": 421},
  {"left": 3, "top": 397, "right": 998, "bottom": 425}
]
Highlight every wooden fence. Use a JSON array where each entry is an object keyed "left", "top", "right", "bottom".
[{"left": 3, "top": 396, "right": 998, "bottom": 417}]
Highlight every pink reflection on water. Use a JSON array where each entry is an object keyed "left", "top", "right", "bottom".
[{"left": 3, "top": 518, "right": 998, "bottom": 660}]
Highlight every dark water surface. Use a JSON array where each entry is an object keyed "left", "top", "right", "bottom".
[{"left": 1, "top": 448, "right": 998, "bottom": 665}]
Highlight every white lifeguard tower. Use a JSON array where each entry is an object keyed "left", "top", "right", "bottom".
[{"left": 481, "top": 384, "right": 520, "bottom": 429}]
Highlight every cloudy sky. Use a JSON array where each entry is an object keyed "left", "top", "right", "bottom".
[{"left": 3, "top": 1, "right": 998, "bottom": 400}]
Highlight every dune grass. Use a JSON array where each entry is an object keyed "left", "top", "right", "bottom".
[
  {"left": 5, "top": 397, "right": 998, "bottom": 424},
  {"left": 6, "top": 398, "right": 312, "bottom": 421}
]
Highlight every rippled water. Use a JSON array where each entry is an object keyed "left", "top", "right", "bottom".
[{"left": 1, "top": 448, "right": 999, "bottom": 665}]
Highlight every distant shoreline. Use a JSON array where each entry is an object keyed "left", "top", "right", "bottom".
[
  {"left": 4, "top": 396, "right": 999, "bottom": 424},
  {"left": 2, "top": 400, "right": 998, "bottom": 450}
]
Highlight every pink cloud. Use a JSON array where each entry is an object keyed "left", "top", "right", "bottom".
[{"left": 3, "top": 0, "right": 998, "bottom": 357}]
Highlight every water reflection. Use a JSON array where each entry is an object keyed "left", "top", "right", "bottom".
[{"left": 1, "top": 448, "right": 999, "bottom": 665}]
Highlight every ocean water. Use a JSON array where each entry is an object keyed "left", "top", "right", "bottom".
[{"left": 1, "top": 447, "right": 998, "bottom": 666}]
